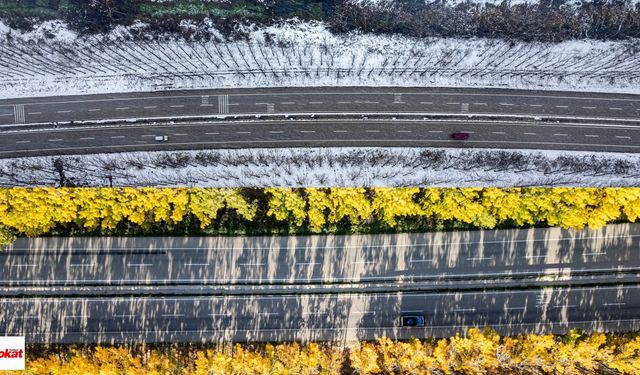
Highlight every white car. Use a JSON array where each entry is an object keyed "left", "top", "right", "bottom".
[{"left": 155, "top": 135, "right": 169, "bottom": 142}]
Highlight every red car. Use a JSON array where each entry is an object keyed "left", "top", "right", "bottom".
[{"left": 451, "top": 132, "right": 470, "bottom": 140}]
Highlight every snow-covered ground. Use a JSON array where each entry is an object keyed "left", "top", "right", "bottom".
[
  {"left": 1, "top": 147, "right": 638, "bottom": 187},
  {"left": 0, "top": 20, "right": 639, "bottom": 99},
  {"left": 347, "top": 0, "right": 640, "bottom": 8}
]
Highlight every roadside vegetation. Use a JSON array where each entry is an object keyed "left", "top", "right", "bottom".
[
  {"left": 1, "top": 187, "right": 639, "bottom": 245},
  {"left": 1, "top": 0, "right": 640, "bottom": 41},
  {"left": 11, "top": 329, "right": 640, "bottom": 374}
]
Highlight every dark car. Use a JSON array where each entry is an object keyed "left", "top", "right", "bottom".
[
  {"left": 451, "top": 132, "right": 470, "bottom": 140},
  {"left": 400, "top": 315, "right": 425, "bottom": 327}
]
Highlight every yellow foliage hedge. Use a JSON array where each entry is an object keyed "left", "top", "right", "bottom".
[
  {"left": 9, "top": 329, "right": 640, "bottom": 375},
  {"left": 1, "top": 188, "right": 639, "bottom": 245}
]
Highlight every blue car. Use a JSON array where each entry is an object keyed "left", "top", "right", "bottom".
[{"left": 401, "top": 315, "right": 425, "bottom": 327}]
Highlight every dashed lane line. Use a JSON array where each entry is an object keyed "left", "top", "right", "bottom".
[
  {"left": 48, "top": 139, "right": 63, "bottom": 142},
  {"left": 79, "top": 137, "right": 95, "bottom": 140},
  {"left": 110, "top": 136, "right": 125, "bottom": 139},
  {"left": 15, "top": 140, "right": 30, "bottom": 144},
  {"left": 584, "top": 135, "right": 599, "bottom": 138},
  {"left": 616, "top": 136, "right": 631, "bottom": 139},
  {"left": 56, "top": 110, "right": 72, "bottom": 113},
  {"left": 554, "top": 133, "right": 569, "bottom": 136},
  {"left": 87, "top": 109, "right": 101, "bottom": 112}
]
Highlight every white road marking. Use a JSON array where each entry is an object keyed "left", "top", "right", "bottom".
[
  {"left": 409, "top": 259, "right": 433, "bottom": 263},
  {"left": 87, "top": 109, "right": 101, "bottom": 112},
  {"left": 523, "top": 132, "right": 537, "bottom": 135},
  {"left": 337, "top": 101, "right": 352, "bottom": 104},
  {"left": 473, "top": 102, "right": 487, "bottom": 106},
  {"left": 116, "top": 107, "right": 130, "bottom": 110},
  {"left": 269, "top": 131, "right": 284, "bottom": 134},
  {"left": 238, "top": 263, "right": 264, "bottom": 266},
  {"left": 453, "top": 308, "right": 476, "bottom": 312},
  {"left": 393, "top": 93, "right": 404, "bottom": 103},
  {"left": 352, "top": 261, "right": 376, "bottom": 264},
  {"left": 48, "top": 139, "right": 63, "bottom": 142},
  {"left": 185, "top": 263, "right": 208, "bottom": 267},
  {"left": 524, "top": 255, "right": 546, "bottom": 259},
  {"left": 583, "top": 252, "right": 606, "bottom": 256},
  {"left": 420, "top": 101, "right": 433, "bottom": 104},
  {"left": 143, "top": 106, "right": 157, "bottom": 109},
  {"left": 466, "top": 257, "right": 492, "bottom": 261},
  {"left": 113, "top": 314, "right": 137, "bottom": 318},
  {"left": 27, "top": 112, "right": 41, "bottom": 115},
  {"left": 555, "top": 105, "right": 569, "bottom": 108},
  {"left": 309, "top": 101, "right": 323, "bottom": 104},
  {"left": 161, "top": 314, "right": 184, "bottom": 317},
  {"left": 281, "top": 102, "right": 295, "bottom": 105},
  {"left": 551, "top": 305, "right": 576, "bottom": 309},
  {"left": 616, "top": 136, "right": 631, "bottom": 139},
  {"left": 219, "top": 95, "right": 229, "bottom": 114},
  {"left": 492, "top": 131, "right": 506, "bottom": 134},
  {"left": 499, "top": 103, "right": 514, "bottom": 106},
  {"left": 446, "top": 102, "right": 460, "bottom": 105},
  {"left": 128, "top": 263, "right": 152, "bottom": 267},
  {"left": 365, "top": 130, "right": 380, "bottom": 133},
  {"left": 397, "top": 130, "right": 412, "bottom": 133},
  {"left": 529, "top": 104, "right": 543, "bottom": 107},
  {"left": 294, "top": 262, "right": 321, "bottom": 266},
  {"left": 584, "top": 135, "right": 599, "bottom": 138},
  {"left": 582, "top": 106, "right": 596, "bottom": 109},
  {"left": 205, "top": 132, "right": 219, "bottom": 135},
  {"left": 428, "top": 130, "right": 443, "bottom": 133},
  {"left": 333, "top": 130, "right": 348, "bottom": 133},
  {"left": 553, "top": 133, "right": 568, "bottom": 136},
  {"left": 610, "top": 107, "right": 622, "bottom": 110},
  {"left": 0, "top": 113, "right": 12, "bottom": 117},
  {"left": 505, "top": 306, "right": 527, "bottom": 310},
  {"left": 141, "top": 135, "right": 155, "bottom": 137},
  {"left": 603, "top": 302, "right": 625, "bottom": 306},
  {"left": 236, "top": 131, "right": 251, "bottom": 134},
  {"left": 65, "top": 315, "right": 88, "bottom": 319},
  {"left": 299, "top": 130, "right": 316, "bottom": 133},
  {"left": 11, "top": 264, "right": 37, "bottom": 267},
  {"left": 70, "top": 264, "right": 94, "bottom": 267},
  {"left": 56, "top": 110, "right": 72, "bottom": 113},
  {"left": 111, "top": 136, "right": 125, "bottom": 139},
  {"left": 15, "top": 140, "right": 30, "bottom": 144},
  {"left": 172, "top": 133, "right": 188, "bottom": 136},
  {"left": 170, "top": 105, "right": 185, "bottom": 108},
  {"left": 13, "top": 104, "right": 25, "bottom": 123}
]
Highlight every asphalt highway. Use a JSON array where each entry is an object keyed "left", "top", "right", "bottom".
[
  {"left": 1, "top": 87, "right": 640, "bottom": 125},
  {"left": 0, "top": 87, "right": 639, "bottom": 157},
  {"left": 1, "top": 118, "right": 639, "bottom": 158},
  {"left": 1, "top": 286, "right": 639, "bottom": 343},
  {"left": 1, "top": 224, "right": 640, "bottom": 343},
  {"left": 1, "top": 224, "right": 639, "bottom": 288}
]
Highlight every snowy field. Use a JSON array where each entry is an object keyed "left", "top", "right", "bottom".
[
  {"left": 347, "top": 0, "right": 640, "bottom": 8},
  {"left": 1, "top": 147, "right": 639, "bottom": 187},
  {"left": 0, "top": 21, "right": 639, "bottom": 99}
]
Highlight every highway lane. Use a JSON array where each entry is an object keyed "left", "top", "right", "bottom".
[
  {"left": 1, "top": 224, "right": 639, "bottom": 288},
  {"left": 1, "top": 285, "right": 639, "bottom": 343},
  {"left": 1, "top": 118, "right": 639, "bottom": 158},
  {"left": 1, "top": 87, "right": 639, "bottom": 126}
]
